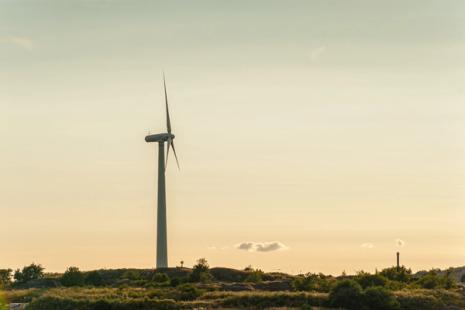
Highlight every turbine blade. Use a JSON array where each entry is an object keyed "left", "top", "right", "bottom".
[
  {"left": 165, "top": 138, "right": 171, "bottom": 171},
  {"left": 171, "top": 141, "right": 180, "bottom": 170},
  {"left": 163, "top": 73, "right": 172, "bottom": 134}
]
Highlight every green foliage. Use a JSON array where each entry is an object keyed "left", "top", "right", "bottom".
[
  {"left": 170, "top": 277, "right": 181, "bottom": 287},
  {"left": 461, "top": 273, "right": 465, "bottom": 283},
  {"left": 355, "top": 271, "right": 388, "bottom": 289},
  {"left": 363, "top": 286, "right": 400, "bottom": 310},
  {"left": 61, "top": 267, "right": 84, "bottom": 287},
  {"left": 152, "top": 272, "right": 170, "bottom": 284},
  {"left": 26, "top": 296, "right": 179, "bottom": 310},
  {"left": 328, "top": 279, "right": 363, "bottom": 310},
  {"left": 379, "top": 266, "right": 412, "bottom": 283},
  {"left": 414, "top": 269, "right": 455, "bottom": 289},
  {"left": 218, "top": 291, "right": 327, "bottom": 308},
  {"left": 0, "top": 269, "right": 12, "bottom": 288},
  {"left": 122, "top": 270, "right": 141, "bottom": 281},
  {"left": 84, "top": 271, "right": 103, "bottom": 286},
  {"left": 14, "top": 263, "right": 44, "bottom": 284},
  {"left": 395, "top": 291, "right": 446, "bottom": 310},
  {"left": 190, "top": 258, "right": 212, "bottom": 283},
  {"left": 175, "top": 283, "right": 203, "bottom": 301},
  {"left": 293, "top": 273, "right": 333, "bottom": 292},
  {"left": 244, "top": 269, "right": 264, "bottom": 283}
]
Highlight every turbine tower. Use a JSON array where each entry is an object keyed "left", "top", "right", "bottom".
[{"left": 145, "top": 75, "right": 180, "bottom": 268}]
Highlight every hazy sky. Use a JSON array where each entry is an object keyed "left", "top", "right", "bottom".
[{"left": 1, "top": 0, "right": 465, "bottom": 275}]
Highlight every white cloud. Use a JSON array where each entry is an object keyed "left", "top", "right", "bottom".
[
  {"left": 236, "top": 241, "right": 288, "bottom": 252},
  {"left": 396, "top": 239, "right": 405, "bottom": 247},
  {"left": 360, "top": 242, "right": 374, "bottom": 249},
  {"left": 2, "top": 36, "right": 34, "bottom": 50}
]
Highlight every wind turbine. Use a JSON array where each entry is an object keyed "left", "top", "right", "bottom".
[{"left": 145, "top": 74, "right": 180, "bottom": 268}]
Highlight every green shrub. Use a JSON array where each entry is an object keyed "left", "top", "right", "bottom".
[
  {"left": 14, "top": 263, "right": 44, "bottom": 284},
  {"left": 26, "top": 296, "right": 179, "bottom": 310},
  {"left": 328, "top": 279, "right": 363, "bottom": 310},
  {"left": 0, "top": 269, "right": 12, "bottom": 288},
  {"left": 461, "top": 274, "right": 465, "bottom": 283},
  {"left": 380, "top": 266, "right": 412, "bottom": 283},
  {"left": 85, "top": 271, "right": 103, "bottom": 286},
  {"left": 175, "top": 283, "right": 203, "bottom": 301},
  {"left": 294, "top": 273, "right": 334, "bottom": 292},
  {"left": 190, "top": 258, "right": 212, "bottom": 283},
  {"left": 219, "top": 292, "right": 327, "bottom": 308},
  {"left": 396, "top": 292, "right": 445, "bottom": 310},
  {"left": 355, "top": 271, "right": 388, "bottom": 289},
  {"left": 245, "top": 269, "right": 264, "bottom": 283},
  {"left": 152, "top": 272, "right": 170, "bottom": 284},
  {"left": 61, "top": 267, "right": 84, "bottom": 287},
  {"left": 415, "top": 269, "right": 455, "bottom": 289},
  {"left": 363, "top": 286, "right": 400, "bottom": 310},
  {"left": 170, "top": 277, "right": 181, "bottom": 287},
  {"left": 122, "top": 270, "right": 141, "bottom": 281}
]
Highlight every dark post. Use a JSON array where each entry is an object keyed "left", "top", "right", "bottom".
[{"left": 396, "top": 252, "right": 400, "bottom": 270}]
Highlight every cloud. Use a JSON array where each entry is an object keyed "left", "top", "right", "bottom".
[
  {"left": 2, "top": 36, "right": 34, "bottom": 50},
  {"left": 360, "top": 242, "right": 374, "bottom": 249},
  {"left": 236, "top": 241, "right": 288, "bottom": 252},
  {"left": 309, "top": 46, "right": 326, "bottom": 61},
  {"left": 396, "top": 239, "right": 405, "bottom": 247}
]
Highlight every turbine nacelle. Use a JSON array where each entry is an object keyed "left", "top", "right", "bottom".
[{"left": 145, "top": 133, "right": 175, "bottom": 143}]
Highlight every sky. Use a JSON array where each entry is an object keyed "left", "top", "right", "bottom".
[{"left": 1, "top": 0, "right": 465, "bottom": 275}]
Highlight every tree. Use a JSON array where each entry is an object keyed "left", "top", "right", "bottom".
[
  {"left": 61, "top": 267, "right": 84, "bottom": 287},
  {"left": 85, "top": 271, "right": 103, "bottom": 286},
  {"left": 190, "top": 258, "right": 212, "bottom": 282},
  {"left": 14, "top": 263, "right": 44, "bottom": 284},
  {"left": 0, "top": 269, "right": 12, "bottom": 287},
  {"left": 329, "top": 280, "right": 363, "bottom": 310}
]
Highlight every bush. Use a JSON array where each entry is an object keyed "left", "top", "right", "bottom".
[
  {"left": 415, "top": 269, "right": 455, "bottom": 289},
  {"left": 355, "top": 271, "right": 388, "bottom": 289},
  {"left": 328, "top": 280, "right": 363, "bottom": 310},
  {"left": 14, "top": 263, "right": 44, "bottom": 284},
  {"left": 396, "top": 292, "right": 445, "bottom": 310},
  {"left": 85, "top": 271, "right": 103, "bottom": 286},
  {"left": 152, "top": 272, "right": 170, "bottom": 284},
  {"left": 175, "top": 283, "right": 203, "bottom": 301},
  {"left": 294, "top": 273, "right": 334, "bottom": 293},
  {"left": 0, "top": 269, "right": 12, "bottom": 288},
  {"left": 380, "top": 266, "right": 412, "bottom": 283},
  {"left": 122, "top": 270, "right": 141, "bottom": 281},
  {"left": 245, "top": 269, "right": 264, "bottom": 283},
  {"left": 363, "top": 286, "right": 400, "bottom": 310},
  {"left": 190, "top": 258, "right": 212, "bottom": 283},
  {"left": 170, "top": 277, "right": 181, "bottom": 287},
  {"left": 26, "top": 296, "right": 179, "bottom": 310},
  {"left": 61, "top": 267, "right": 84, "bottom": 287},
  {"left": 461, "top": 274, "right": 465, "bottom": 283}
]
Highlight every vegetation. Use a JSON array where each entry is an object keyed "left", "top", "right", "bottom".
[
  {"left": 13, "top": 264, "right": 44, "bottom": 284},
  {"left": 0, "top": 269, "right": 12, "bottom": 288},
  {"left": 60, "top": 267, "right": 84, "bottom": 287},
  {"left": 1, "top": 260, "right": 464, "bottom": 309}
]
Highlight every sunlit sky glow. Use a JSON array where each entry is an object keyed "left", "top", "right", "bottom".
[{"left": 1, "top": 0, "right": 465, "bottom": 275}]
